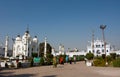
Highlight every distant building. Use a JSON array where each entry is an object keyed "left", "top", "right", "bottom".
[
  {"left": 12, "top": 29, "right": 39, "bottom": 58},
  {"left": 87, "top": 39, "right": 112, "bottom": 56},
  {"left": 52, "top": 46, "right": 86, "bottom": 57}
]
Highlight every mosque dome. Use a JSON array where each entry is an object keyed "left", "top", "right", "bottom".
[
  {"left": 16, "top": 35, "right": 22, "bottom": 41},
  {"left": 33, "top": 36, "right": 38, "bottom": 43},
  {"left": 22, "top": 31, "right": 31, "bottom": 40}
]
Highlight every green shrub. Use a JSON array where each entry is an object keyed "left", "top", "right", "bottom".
[
  {"left": 113, "top": 58, "right": 120, "bottom": 67},
  {"left": 102, "top": 54, "right": 105, "bottom": 59},
  {"left": 32, "top": 53, "right": 38, "bottom": 57},
  {"left": 78, "top": 55, "right": 85, "bottom": 61},
  {"left": 40, "top": 57, "right": 44, "bottom": 65},
  {"left": 93, "top": 58, "right": 106, "bottom": 67},
  {"left": 86, "top": 53, "right": 94, "bottom": 60},
  {"left": 30, "top": 59, "right": 33, "bottom": 67},
  {"left": 110, "top": 53, "right": 116, "bottom": 60},
  {"left": 106, "top": 56, "right": 112, "bottom": 64}
]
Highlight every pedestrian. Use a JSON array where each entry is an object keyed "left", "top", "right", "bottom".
[
  {"left": 65, "top": 56, "right": 69, "bottom": 63},
  {"left": 60, "top": 56, "right": 64, "bottom": 65},
  {"left": 69, "top": 57, "right": 72, "bottom": 64},
  {"left": 53, "top": 57, "right": 57, "bottom": 68}
]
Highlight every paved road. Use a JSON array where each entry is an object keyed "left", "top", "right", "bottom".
[{"left": 0, "top": 61, "right": 120, "bottom": 77}]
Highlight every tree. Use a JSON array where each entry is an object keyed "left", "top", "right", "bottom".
[
  {"left": 39, "top": 42, "right": 52, "bottom": 57},
  {"left": 39, "top": 42, "right": 53, "bottom": 65},
  {"left": 86, "top": 52, "right": 94, "bottom": 60}
]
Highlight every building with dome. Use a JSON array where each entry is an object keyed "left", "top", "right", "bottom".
[
  {"left": 12, "top": 29, "right": 39, "bottom": 58},
  {"left": 87, "top": 39, "right": 113, "bottom": 56}
]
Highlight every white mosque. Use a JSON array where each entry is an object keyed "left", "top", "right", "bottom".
[
  {"left": 87, "top": 39, "right": 113, "bottom": 56},
  {"left": 12, "top": 29, "right": 39, "bottom": 58}
]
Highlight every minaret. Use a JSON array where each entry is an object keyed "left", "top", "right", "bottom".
[
  {"left": 59, "top": 44, "right": 62, "bottom": 54},
  {"left": 24, "top": 26, "right": 29, "bottom": 58},
  {"left": 44, "top": 37, "right": 47, "bottom": 58},
  {"left": 5, "top": 35, "right": 9, "bottom": 58}
]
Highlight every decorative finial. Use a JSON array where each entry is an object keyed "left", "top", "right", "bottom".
[{"left": 26, "top": 24, "right": 29, "bottom": 33}]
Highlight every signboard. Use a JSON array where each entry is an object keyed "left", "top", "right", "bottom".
[{"left": 33, "top": 57, "right": 40, "bottom": 63}]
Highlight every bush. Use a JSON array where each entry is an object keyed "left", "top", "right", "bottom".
[
  {"left": 86, "top": 53, "right": 94, "bottom": 60},
  {"left": 32, "top": 53, "right": 38, "bottom": 57},
  {"left": 78, "top": 55, "right": 85, "bottom": 61},
  {"left": 113, "top": 58, "right": 120, "bottom": 67},
  {"left": 30, "top": 59, "right": 33, "bottom": 67},
  {"left": 110, "top": 53, "right": 116, "bottom": 60},
  {"left": 102, "top": 54, "right": 105, "bottom": 59},
  {"left": 40, "top": 57, "right": 45, "bottom": 65},
  {"left": 106, "top": 56, "right": 112, "bottom": 64},
  {"left": 93, "top": 58, "right": 106, "bottom": 67}
]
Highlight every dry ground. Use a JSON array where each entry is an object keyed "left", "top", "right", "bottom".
[{"left": 0, "top": 61, "right": 120, "bottom": 77}]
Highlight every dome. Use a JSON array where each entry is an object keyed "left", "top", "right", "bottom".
[
  {"left": 33, "top": 36, "right": 38, "bottom": 43},
  {"left": 22, "top": 32, "right": 31, "bottom": 40},
  {"left": 16, "top": 35, "right": 22, "bottom": 41}
]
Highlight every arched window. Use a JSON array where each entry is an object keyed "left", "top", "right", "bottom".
[
  {"left": 96, "top": 50, "right": 100, "bottom": 54},
  {"left": 89, "top": 50, "right": 91, "bottom": 53}
]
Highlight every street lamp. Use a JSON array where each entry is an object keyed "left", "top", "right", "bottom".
[{"left": 100, "top": 25, "right": 107, "bottom": 65}]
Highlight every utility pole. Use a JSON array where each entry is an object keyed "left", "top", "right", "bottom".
[
  {"left": 44, "top": 37, "right": 47, "bottom": 58},
  {"left": 100, "top": 25, "right": 107, "bottom": 65}
]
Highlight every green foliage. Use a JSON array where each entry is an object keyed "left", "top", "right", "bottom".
[
  {"left": 110, "top": 53, "right": 116, "bottom": 60},
  {"left": 102, "top": 54, "right": 105, "bottom": 59},
  {"left": 40, "top": 57, "right": 45, "bottom": 65},
  {"left": 30, "top": 59, "right": 33, "bottom": 67},
  {"left": 93, "top": 58, "right": 106, "bottom": 67},
  {"left": 39, "top": 42, "right": 52, "bottom": 57},
  {"left": 32, "top": 53, "right": 38, "bottom": 57},
  {"left": 86, "top": 53, "right": 94, "bottom": 60},
  {"left": 44, "top": 53, "right": 53, "bottom": 65},
  {"left": 113, "top": 58, "right": 120, "bottom": 67},
  {"left": 76, "top": 55, "right": 85, "bottom": 61},
  {"left": 106, "top": 56, "right": 112, "bottom": 64}
]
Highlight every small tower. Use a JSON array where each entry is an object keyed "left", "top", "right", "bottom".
[
  {"left": 44, "top": 37, "right": 47, "bottom": 58},
  {"left": 5, "top": 35, "right": 9, "bottom": 58},
  {"left": 59, "top": 44, "right": 64, "bottom": 55}
]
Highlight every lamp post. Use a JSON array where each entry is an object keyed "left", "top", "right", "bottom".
[
  {"left": 44, "top": 37, "right": 47, "bottom": 58},
  {"left": 100, "top": 25, "right": 107, "bottom": 65}
]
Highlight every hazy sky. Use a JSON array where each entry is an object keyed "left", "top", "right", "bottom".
[{"left": 0, "top": 0, "right": 120, "bottom": 50}]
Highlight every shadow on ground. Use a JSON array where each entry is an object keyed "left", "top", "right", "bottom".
[
  {"left": 0, "top": 71, "right": 36, "bottom": 77},
  {"left": 42, "top": 75, "right": 57, "bottom": 77}
]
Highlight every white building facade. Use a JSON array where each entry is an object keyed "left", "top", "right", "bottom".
[
  {"left": 87, "top": 39, "right": 112, "bottom": 56},
  {"left": 13, "top": 30, "right": 39, "bottom": 58}
]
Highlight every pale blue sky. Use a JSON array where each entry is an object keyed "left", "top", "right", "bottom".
[{"left": 0, "top": 0, "right": 120, "bottom": 50}]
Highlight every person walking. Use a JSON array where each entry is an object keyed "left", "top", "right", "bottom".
[
  {"left": 53, "top": 57, "right": 57, "bottom": 68},
  {"left": 69, "top": 57, "right": 72, "bottom": 64}
]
